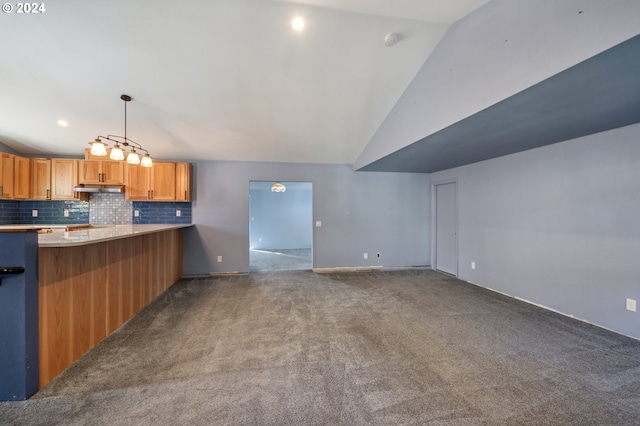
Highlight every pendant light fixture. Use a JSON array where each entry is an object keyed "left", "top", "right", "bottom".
[
  {"left": 271, "top": 182, "right": 286, "bottom": 192},
  {"left": 89, "top": 94, "right": 153, "bottom": 167}
]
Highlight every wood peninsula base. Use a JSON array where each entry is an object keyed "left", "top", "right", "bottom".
[{"left": 38, "top": 227, "right": 184, "bottom": 387}]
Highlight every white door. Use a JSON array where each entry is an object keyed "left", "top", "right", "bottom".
[{"left": 435, "top": 182, "right": 457, "bottom": 275}]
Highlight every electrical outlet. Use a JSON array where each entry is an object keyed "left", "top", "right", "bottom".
[
  {"left": 471, "top": 261, "right": 476, "bottom": 270},
  {"left": 134, "top": 210, "right": 139, "bottom": 217},
  {"left": 217, "top": 256, "right": 222, "bottom": 263},
  {"left": 63, "top": 209, "right": 70, "bottom": 217},
  {"left": 176, "top": 210, "right": 181, "bottom": 217},
  {"left": 626, "top": 298, "right": 636, "bottom": 312},
  {"left": 315, "top": 221, "right": 322, "bottom": 227},
  {"left": 364, "top": 253, "right": 368, "bottom": 259},
  {"left": 32, "top": 210, "right": 38, "bottom": 217}
]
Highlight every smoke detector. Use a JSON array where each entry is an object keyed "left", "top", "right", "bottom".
[{"left": 384, "top": 33, "right": 401, "bottom": 47}]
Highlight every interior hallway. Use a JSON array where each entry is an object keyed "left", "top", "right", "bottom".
[
  {"left": 250, "top": 248, "right": 312, "bottom": 272},
  {"left": 1, "top": 270, "right": 639, "bottom": 425}
]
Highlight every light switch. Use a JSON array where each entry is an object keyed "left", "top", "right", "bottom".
[{"left": 316, "top": 221, "right": 322, "bottom": 227}]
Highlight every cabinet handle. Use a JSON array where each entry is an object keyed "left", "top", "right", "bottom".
[
  {"left": 184, "top": 190, "right": 187, "bottom": 200},
  {"left": 46, "top": 189, "right": 50, "bottom": 199}
]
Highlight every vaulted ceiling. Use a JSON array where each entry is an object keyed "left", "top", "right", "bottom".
[
  {"left": 358, "top": 34, "right": 640, "bottom": 173},
  {"left": 0, "top": 0, "right": 487, "bottom": 163},
  {"left": 1, "top": 0, "right": 638, "bottom": 173}
]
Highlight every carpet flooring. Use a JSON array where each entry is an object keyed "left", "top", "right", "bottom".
[{"left": 1, "top": 269, "right": 639, "bottom": 425}]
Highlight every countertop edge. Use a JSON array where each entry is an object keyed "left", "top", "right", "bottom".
[{"left": 38, "top": 224, "right": 193, "bottom": 248}]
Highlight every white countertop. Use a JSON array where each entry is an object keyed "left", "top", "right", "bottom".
[{"left": 37, "top": 224, "right": 192, "bottom": 247}]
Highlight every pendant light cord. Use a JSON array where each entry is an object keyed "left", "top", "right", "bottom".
[{"left": 124, "top": 98, "right": 127, "bottom": 141}]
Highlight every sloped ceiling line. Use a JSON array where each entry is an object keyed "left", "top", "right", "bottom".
[{"left": 357, "top": 34, "right": 640, "bottom": 173}]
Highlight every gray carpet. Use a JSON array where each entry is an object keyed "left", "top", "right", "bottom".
[{"left": 2, "top": 269, "right": 640, "bottom": 425}]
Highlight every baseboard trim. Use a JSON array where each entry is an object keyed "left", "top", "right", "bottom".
[
  {"left": 208, "top": 272, "right": 248, "bottom": 277},
  {"left": 465, "top": 279, "right": 640, "bottom": 343},
  {"left": 312, "top": 266, "right": 383, "bottom": 274}
]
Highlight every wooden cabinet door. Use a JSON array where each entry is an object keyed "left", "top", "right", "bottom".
[
  {"left": 31, "top": 158, "right": 51, "bottom": 200},
  {"left": 175, "top": 163, "right": 192, "bottom": 201},
  {"left": 79, "top": 160, "right": 102, "bottom": 184},
  {"left": 51, "top": 159, "right": 79, "bottom": 200},
  {"left": 102, "top": 161, "right": 124, "bottom": 184},
  {"left": 79, "top": 160, "right": 124, "bottom": 184},
  {"left": 13, "top": 155, "right": 31, "bottom": 199},
  {"left": 1, "top": 152, "right": 14, "bottom": 199},
  {"left": 150, "top": 162, "right": 176, "bottom": 201},
  {"left": 125, "top": 164, "right": 151, "bottom": 200}
]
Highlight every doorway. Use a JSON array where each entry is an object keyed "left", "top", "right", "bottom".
[
  {"left": 249, "top": 181, "right": 313, "bottom": 272},
  {"left": 434, "top": 181, "right": 458, "bottom": 276}
]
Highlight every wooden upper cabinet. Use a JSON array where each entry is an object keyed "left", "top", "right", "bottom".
[
  {"left": 176, "top": 162, "right": 192, "bottom": 202},
  {"left": 0, "top": 149, "right": 193, "bottom": 203},
  {"left": 151, "top": 162, "right": 176, "bottom": 201},
  {"left": 51, "top": 159, "right": 80, "bottom": 200},
  {"left": 79, "top": 160, "right": 124, "bottom": 184},
  {"left": 79, "top": 160, "right": 101, "bottom": 184},
  {"left": 125, "top": 163, "right": 151, "bottom": 200},
  {"left": 1, "top": 152, "right": 14, "bottom": 199},
  {"left": 13, "top": 155, "right": 31, "bottom": 199},
  {"left": 31, "top": 158, "right": 51, "bottom": 200},
  {"left": 125, "top": 162, "right": 175, "bottom": 201},
  {"left": 101, "top": 161, "right": 125, "bottom": 184}
]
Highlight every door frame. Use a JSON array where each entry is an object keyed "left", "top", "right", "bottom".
[
  {"left": 431, "top": 179, "right": 459, "bottom": 277},
  {"left": 248, "top": 180, "right": 314, "bottom": 272}
]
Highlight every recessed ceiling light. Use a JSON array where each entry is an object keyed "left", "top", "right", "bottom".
[
  {"left": 292, "top": 17, "right": 305, "bottom": 31},
  {"left": 57, "top": 120, "right": 68, "bottom": 127}
]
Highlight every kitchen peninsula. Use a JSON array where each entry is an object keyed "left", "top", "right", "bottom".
[{"left": 37, "top": 224, "right": 191, "bottom": 387}]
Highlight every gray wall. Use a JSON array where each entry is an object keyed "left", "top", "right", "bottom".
[
  {"left": 0, "top": 142, "right": 19, "bottom": 155},
  {"left": 430, "top": 123, "right": 640, "bottom": 340},
  {"left": 249, "top": 186, "right": 312, "bottom": 250},
  {"left": 355, "top": 0, "right": 640, "bottom": 169},
  {"left": 184, "top": 161, "right": 430, "bottom": 274}
]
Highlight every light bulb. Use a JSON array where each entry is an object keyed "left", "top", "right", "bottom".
[
  {"left": 292, "top": 17, "right": 304, "bottom": 31},
  {"left": 90, "top": 139, "right": 107, "bottom": 156},
  {"left": 140, "top": 155, "right": 153, "bottom": 168},
  {"left": 126, "top": 151, "right": 140, "bottom": 165},
  {"left": 110, "top": 145, "right": 125, "bottom": 161}
]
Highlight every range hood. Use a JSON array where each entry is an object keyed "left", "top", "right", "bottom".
[{"left": 73, "top": 184, "right": 125, "bottom": 193}]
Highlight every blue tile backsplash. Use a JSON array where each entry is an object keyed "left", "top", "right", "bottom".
[
  {"left": 18, "top": 200, "right": 90, "bottom": 225},
  {"left": 1, "top": 194, "right": 191, "bottom": 225},
  {"left": 133, "top": 201, "right": 192, "bottom": 224},
  {"left": 0, "top": 200, "right": 20, "bottom": 225}
]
